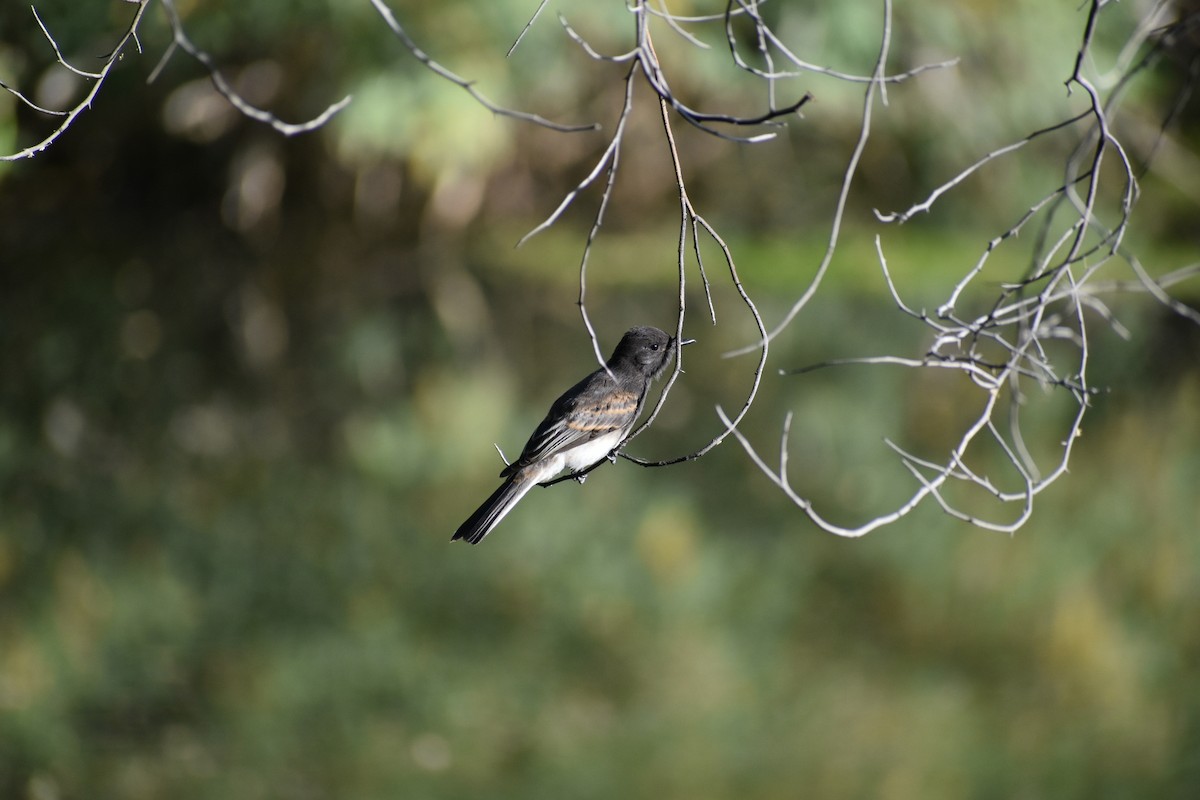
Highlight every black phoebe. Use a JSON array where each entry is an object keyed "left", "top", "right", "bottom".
[{"left": 453, "top": 326, "right": 682, "bottom": 545}]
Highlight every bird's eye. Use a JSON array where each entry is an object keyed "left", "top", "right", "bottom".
[{"left": 650, "top": 343, "right": 659, "bottom": 351}]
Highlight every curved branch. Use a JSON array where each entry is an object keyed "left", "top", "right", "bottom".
[
  {"left": 156, "top": 0, "right": 352, "bottom": 136},
  {"left": 369, "top": 0, "right": 598, "bottom": 134}
]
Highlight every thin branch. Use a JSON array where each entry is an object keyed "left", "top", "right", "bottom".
[
  {"left": 0, "top": 77, "right": 69, "bottom": 117},
  {"left": 729, "top": 0, "right": 958, "bottom": 85},
  {"left": 507, "top": 0, "right": 552, "bottom": 58},
  {"left": 874, "top": 112, "right": 1093, "bottom": 225},
  {"left": 32, "top": 6, "right": 105, "bottom": 79},
  {"left": 369, "top": 0, "right": 597, "bottom": 134},
  {"left": 162, "top": 0, "right": 353, "bottom": 136},
  {"left": 572, "top": 67, "right": 640, "bottom": 372}
]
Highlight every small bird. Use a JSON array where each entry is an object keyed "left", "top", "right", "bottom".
[{"left": 453, "top": 326, "right": 685, "bottom": 545}]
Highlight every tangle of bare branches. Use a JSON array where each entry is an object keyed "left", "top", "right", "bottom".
[
  {"left": 7, "top": 0, "right": 1195, "bottom": 536},
  {"left": 719, "top": 0, "right": 1200, "bottom": 536},
  {"left": 475, "top": 0, "right": 1200, "bottom": 528}
]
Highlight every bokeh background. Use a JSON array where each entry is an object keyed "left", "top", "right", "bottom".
[{"left": 2, "top": 1, "right": 1199, "bottom": 798}]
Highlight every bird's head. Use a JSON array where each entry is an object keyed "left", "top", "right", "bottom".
[{"left": 610, "top": 326, "right": 693, "bottom": 380}]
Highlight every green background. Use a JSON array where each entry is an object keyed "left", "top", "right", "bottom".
[{"left": 2, "top": 1, "right": 1198, "bottom": 797}]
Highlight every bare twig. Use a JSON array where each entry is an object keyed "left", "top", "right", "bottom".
[
  {"left": 156, "top": 0, "right": 352, "bottom": 136},
  {"left": 369, "top": 0, "right": 597, "bottom": 134},
  {"left": 507, "top": 0, "right": 552, "bottom": 58},
  {"left": 727, "top": 0, "right": 958, "bottom": 85},
  {"left": 874, "top": 112, "right": 1093, "bottom": 225}
]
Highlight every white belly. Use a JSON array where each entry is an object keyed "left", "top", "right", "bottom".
[{"left": 534, "top": 429, "right": 626, "bottom": 480}]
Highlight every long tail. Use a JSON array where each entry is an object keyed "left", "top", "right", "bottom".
[{"left": 451, "top": 473, "right": 536, "bottom": 545}]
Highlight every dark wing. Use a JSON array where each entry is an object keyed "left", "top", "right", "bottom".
[{"left": 500, "top": 371, "right": 640, "bottom": 477}]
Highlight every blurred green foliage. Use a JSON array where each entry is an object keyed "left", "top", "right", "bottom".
[{"left": 2, "top": 0, "right": 1199, "bottom": 798}]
